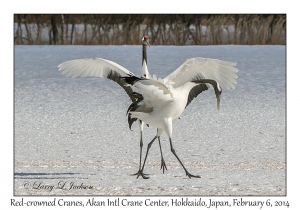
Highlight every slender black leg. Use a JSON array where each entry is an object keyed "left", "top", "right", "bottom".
[
  {"left": 134, "top": 136, "right": 158, "bottom": 179},
  {"left": 158, "top": 137, "right": 167, "bottom": 173},
  {"left": 169, "top": 137, "right": 201, "bottom": 178},
  {"left": 131, "top": 131, "right": 148, "bottom": 178},
  {"left": 138, "top": 131, "right": 143, "bottom": 170}
]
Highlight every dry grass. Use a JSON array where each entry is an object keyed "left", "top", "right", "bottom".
[{"left": 14, "top": 14, "right": 286, "bottom": 45}]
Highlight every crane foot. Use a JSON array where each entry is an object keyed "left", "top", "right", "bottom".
[
  {"left": 131, "top": 170, "right": 150, "bottom": 179},
  {"left": 160, "top": 158, "right": 167, "bottom": 174}
]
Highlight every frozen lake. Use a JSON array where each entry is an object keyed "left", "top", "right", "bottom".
[{"left": 14, "top": 45, "right": 285, "bottom": 195}]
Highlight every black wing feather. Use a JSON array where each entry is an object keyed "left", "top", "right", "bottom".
[
  {"left": 107, "top": 71, "right": 136, "bottom": 102},
  {"left": 188, "top": 78, "right": 222, "bottom": 110},
  {"left": 186, "top": 84, "right": 209, "bottom": 108}
]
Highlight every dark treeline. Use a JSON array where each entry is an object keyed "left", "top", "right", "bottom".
[{"left": 14, "top": 14, "right": 286, "bottom": 45}]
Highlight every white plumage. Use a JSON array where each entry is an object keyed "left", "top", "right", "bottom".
[
  {"left": 60, "top": 58, "right": 134, "bottom": 79},
  {"left": 164, "top": 57, "right": 238, "bottom": 90},
  {"left": 58, "top": 46, "right": 238, "bottom": 179}
]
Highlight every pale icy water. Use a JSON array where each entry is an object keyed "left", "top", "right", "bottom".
[{"left": 14, "top": 45, "right": 285, "bottom": 195}]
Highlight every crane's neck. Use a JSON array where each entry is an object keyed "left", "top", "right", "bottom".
[
  {"left": 142, "top": 44, "right": 147, "bottom": 65},
  {"left": 142, "top": 60, "right": 149, "bottom": 78},
  {"left": 142, "top": 44, "right": 149, "bottom": 78}
]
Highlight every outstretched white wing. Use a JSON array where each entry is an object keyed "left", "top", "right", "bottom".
[
  {"left": 58, "top": 58, "right": 134, "bottom": 78},
  {"left": 164, "top": 57, "right": 238, "bottom": 90},
  {"left": 58, "top": 58, "right": 136, "bottom": 101}
]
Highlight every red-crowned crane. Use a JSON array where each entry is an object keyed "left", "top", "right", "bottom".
[
  {"left": 130, "top": 36, "right": 167, "bottom": 179},
  {"left": 58, "top": 40, "right": 238, "bottom": 179}
]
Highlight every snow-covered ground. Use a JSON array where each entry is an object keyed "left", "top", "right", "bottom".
[{"left": 14, "top": 45, "right": 285, "bottom": 195}]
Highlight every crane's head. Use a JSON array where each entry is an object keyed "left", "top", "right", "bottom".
[{"left": 142, "top": 35, "right": 150, "bottom": 47}]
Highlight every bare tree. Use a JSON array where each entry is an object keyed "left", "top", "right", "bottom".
[{"left": 14, "top": 14, "right": 286, "bottom": 45}]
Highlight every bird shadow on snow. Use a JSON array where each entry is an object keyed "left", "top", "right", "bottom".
[{"left": 14, "top": 172, "right": 88, "bottom": 180}]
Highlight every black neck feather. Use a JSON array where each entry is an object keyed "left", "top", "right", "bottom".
[{"left": 142, "top": 44, "right": 147, "bottom": 65}]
